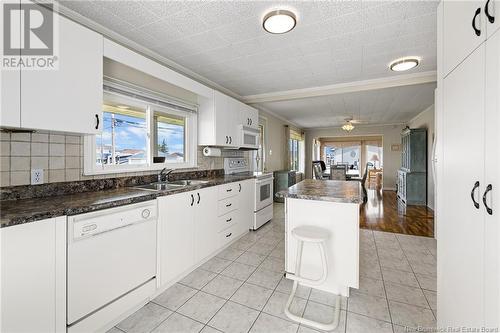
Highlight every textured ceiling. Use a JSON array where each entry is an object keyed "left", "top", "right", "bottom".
[
  {"left": 258, "top": 82, "right": 436, "bottom": 128},
  {"left": 59, "top": 0, "right": 438, "bottom": 128}
]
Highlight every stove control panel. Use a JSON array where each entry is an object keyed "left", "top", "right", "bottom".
[{"left": 224, "top": 158, "right": 249, "bottom": 174}]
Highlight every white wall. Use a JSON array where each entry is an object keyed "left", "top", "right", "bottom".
[
  {"left": 258, "top": 110, "right": 289, "bottom": 172},
  {"left": 408, "top": 104, "right": 435, "bottom": 209},
  {"left": 305, "top": 124, "right": 406, "bottom": 190}
]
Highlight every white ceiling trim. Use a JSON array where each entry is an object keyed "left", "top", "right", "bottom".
[
  {"left": 52, "top": 1, "right": 242, "bottom": 100},
  {"left": 242, "top": 71, "right": 437, "bottom": 104}
]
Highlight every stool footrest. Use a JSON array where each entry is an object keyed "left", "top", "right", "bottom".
[
  {"left": 284, "top": 280, "right": 341, "bottom": 331},
  {"left": 286, "top": 272, "right": 324, "bottom": 286}
]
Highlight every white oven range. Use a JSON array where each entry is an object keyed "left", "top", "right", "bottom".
[{"left": 224, "top": 157, "right": 274, "bottom": 230}]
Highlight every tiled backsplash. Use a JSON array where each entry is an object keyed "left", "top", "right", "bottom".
[{"left": 0, "top": 131, "right": 235, "bottom": 187}]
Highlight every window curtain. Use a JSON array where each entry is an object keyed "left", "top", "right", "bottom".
[
  {"left": 284, "top": 125, "right": 291, "bottom": 170},
  {"left": 286, "top": 125, "right": 305, "bottom": 171}
]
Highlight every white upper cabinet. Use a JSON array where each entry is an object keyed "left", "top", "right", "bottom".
[
  {"left": 198, "top": 90, "right": 259, "bottom": 148},
  {"left": 443, "top": 0, "right": 486, "bottom": 76},
  {"left": 1, "top": 68, "right": 21, "bottom": 128},
  {"left": 240, "top": 103, "right": 258, "bottom": 129},
  {"left": 20, "top": 7, "right": 103, "bottom": 133},
  {"left": 1, "top": 2, "right": 21, "bottom": 128},
  {"left": 215, "top": 91, "right": 239, "bottom": 147},
  {"left": 486, "top": 0, "right": 500, "bottom": 37}
]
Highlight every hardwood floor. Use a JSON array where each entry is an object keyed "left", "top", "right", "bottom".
[{"left": 359, "top": 189, "right": 435, "bottom": 237}]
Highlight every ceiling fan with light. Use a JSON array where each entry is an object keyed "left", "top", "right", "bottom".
[{"left": 341, "top": 117, "right": 366, "bottom": 132}]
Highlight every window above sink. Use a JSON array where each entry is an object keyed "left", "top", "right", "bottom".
[{"left": 83, "top": 79, "right": 198, "bottom": 175}]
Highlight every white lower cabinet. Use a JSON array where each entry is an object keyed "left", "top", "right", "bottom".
[
  {"left": 158, "top": 191, "right": 196, "bottom": 287},
  {"left": 194, "top": 186, "right": 219, "bottom": 263},
  {"left": 0, "top": 217, "right": 66, "bottom": 333},
  {"left": 238, "top": 179, "right": 255, "bottom": 235},
  {"left": 158, "top": 181, "right": 254, "bottom": 288}
]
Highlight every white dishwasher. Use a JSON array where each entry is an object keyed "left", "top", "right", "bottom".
[{"left": 67, "top": 201, "right": 157, "bottom": 326}]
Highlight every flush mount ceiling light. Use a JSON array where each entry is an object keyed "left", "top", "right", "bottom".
[
  {"left": 342, "top": 120, "right": 355, "bottom": 132},
  {"left": 389, "top": 57, "right": 420, "bottom": 72},
  {"left": 263, "top": 10, "right": 297, "bottom": 34}
]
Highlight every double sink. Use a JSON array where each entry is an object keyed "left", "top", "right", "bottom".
[{"left": 135, "top": 179, "right": 210, "bottom": 192}]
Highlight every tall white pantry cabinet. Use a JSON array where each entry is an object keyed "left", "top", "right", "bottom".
[{"left": 437, "top": 0, "right": 500, "bottom": 328}]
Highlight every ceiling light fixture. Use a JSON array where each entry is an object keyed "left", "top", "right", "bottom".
[
  {"left": 389, "top": 57, "right": 420, "bottom": 72},
  {"left": 263, "top": 10, "right": 297, "bottom": 34},
  {"left": 342, "top": 120, "right": 355, "bottom": 132}
]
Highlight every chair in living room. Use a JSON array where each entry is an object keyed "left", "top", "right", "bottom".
[
  {"left": 349, "top": 162, "right": 373, "bottom": 202},
  {"left": 313, "top": 162, "right": 326, "bottom": 180},
  {"left": 330, "top": 165, "right": 347, "bottom": 180}
]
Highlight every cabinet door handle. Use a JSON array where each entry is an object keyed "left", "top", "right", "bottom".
[
  {"left": 225, "top": 136, "right": 228, "bottom": 144},
  {"left": 471, "top": 181, "right": 480, "bottom": 209},
  {"left": 486, "top": 0, "right": 495, "bottom": 23},
  {"left": 95, "top": 114, "right": 100, "bottom": 130},
  {"left": 483, "top": 184, "right": 493, "bottom": 215},
  {"left": 226, "top": 203, "right": 232, "bottom": 207},
  {"left": 226, "top": 188, "right": 232, "bottom": 192},
  {"left": 197, "top": 192, "right": 200, "bottom": 204},
  {"left": 226, "top": 218, "right": 232, "bottom": 222},
  {"left": 225, "top": 232, "right": 232, "bottom": 238},
  {"left": 238, "top": 183, "right": 241, "bottom": 192},
  {"left": 190, "top": 194, "right": 194, "bottom": 206},
  {"left": 229, "top": 136, "right": 232, "bottom": 144},
  {"left": 250, "top": 119, "right": 252, "bottom": 126},
  {"left": 472, "top": 7, "right": 482, "bottom": 36}
]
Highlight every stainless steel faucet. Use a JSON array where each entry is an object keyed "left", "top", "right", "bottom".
[{"left": 158, "top": 168, "right": 173, "bottom": 183}]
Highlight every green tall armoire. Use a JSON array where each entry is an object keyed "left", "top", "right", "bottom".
[{"left": 397, "top": 128, "right": 427, "bottom": 206}]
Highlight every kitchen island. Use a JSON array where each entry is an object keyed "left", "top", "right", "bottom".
[{"left": 277, "top": 179, "right": 362, "bottom": 297}]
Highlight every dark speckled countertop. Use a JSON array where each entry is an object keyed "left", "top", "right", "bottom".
[
  {"left": 276, "top": 179, "right": 363, "bottom": 204},
  {"left": 0, "top": 174, "right": 255, "bottom": 228}
]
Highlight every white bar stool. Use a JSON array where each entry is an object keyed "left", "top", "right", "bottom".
[{"left": 284, "top": 225, "right": 341, "bottom": 331}]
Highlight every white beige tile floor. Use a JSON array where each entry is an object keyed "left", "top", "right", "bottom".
[{"left": 109, "top": 203, "right": 437, "bottom": 333}]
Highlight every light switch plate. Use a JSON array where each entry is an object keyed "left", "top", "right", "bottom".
[{"left": 31, "top": 169, "right": 44, "bottom": 185}]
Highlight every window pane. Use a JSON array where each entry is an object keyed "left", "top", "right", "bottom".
[
  {"left": 289, "top": 138, "right": 300, "bottom": 171},
  {"left": 96, "top": 103, "right": 148, "bottom": 166},
  {"left": 342, "top": 145, "right": 360, "bottom": 169},
  {"left": 154, "top": 112, "right": 186, "bottom": 163}
]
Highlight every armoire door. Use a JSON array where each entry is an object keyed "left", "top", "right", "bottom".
[
  {"left": 439, "top": 44, "right": 486, "bottom": 327},
  {"left": 484, "top": 28, "right": 500, "bottom": 327}
]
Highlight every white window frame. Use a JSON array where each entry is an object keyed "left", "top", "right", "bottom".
[{"left": 83, "top": 92, "right": 197, "bottom": 175}]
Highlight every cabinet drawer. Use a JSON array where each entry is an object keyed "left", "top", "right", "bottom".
[
  {"left": 218, "top": 212, "right": 236, "bottom": 232},
  {"left": 219, "top": 224, "right": 237, "bottom": 247},
  {"left": 218, "top": 183, "right": 239, "bottom": 199},
  {"left": 218, "top": 197, "right": 239, "bottom": 216}
]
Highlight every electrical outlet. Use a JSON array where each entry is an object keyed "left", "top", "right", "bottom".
[{"left": 31, "top": 169, "right": 44, "bottom": 185}]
